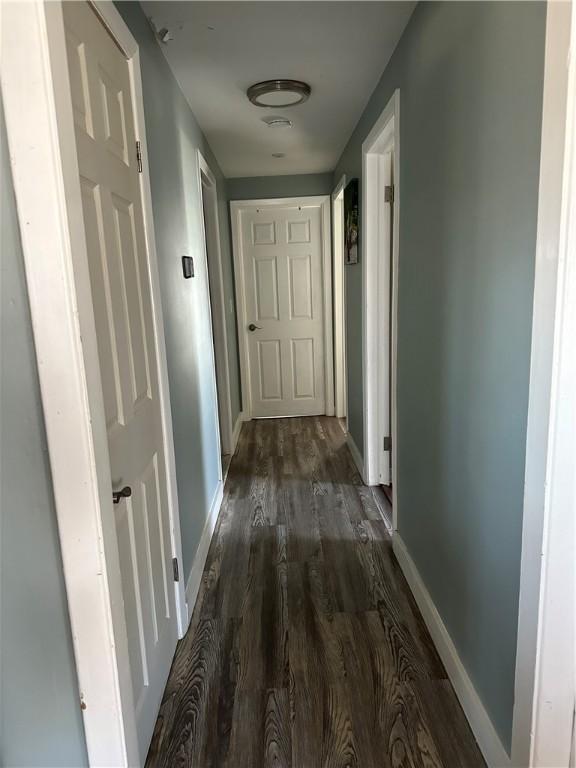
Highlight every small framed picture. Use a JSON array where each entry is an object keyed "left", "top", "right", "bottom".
[{"left": 344, "top": 178, "right": 359, "bottom": 265}]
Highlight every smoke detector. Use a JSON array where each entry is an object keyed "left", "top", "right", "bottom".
[{"left": 263, "top": 117, "right": 293, "bottom": 129}]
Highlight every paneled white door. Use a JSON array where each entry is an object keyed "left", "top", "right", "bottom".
[
  {"left": 236, "top": 200, "right": 329, "bottom": 417},
  {"left": 63, "top": 2, "right": 178, "bottom": 758}
]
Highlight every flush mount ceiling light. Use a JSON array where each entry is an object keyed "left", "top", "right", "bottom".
[
  {"left": 263, "top": 117, "right": 293, "bottom": 129},
  {"left": 247, "top": 79, "right": 311, "bottom": 108}
]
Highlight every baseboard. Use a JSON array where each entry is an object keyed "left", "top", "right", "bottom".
[
  {"left": 346, "top": 433, "right": 366, "bottom": 482},
  {"left": 184, "top": 481, "right": 224, "bottom": 626},
  {"left": 230, "top": 412, "right": 245, "bottom": 455},
  {"left": 392, "top": 535, "right": 511, "bottom": 768}
]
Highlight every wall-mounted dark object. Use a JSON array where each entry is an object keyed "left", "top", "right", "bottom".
[
  {"left": 182, "top": 255, "right": 194, "bottom": 278},
  {"left": 344, "top": 178, "right": 359, "bottom": 265}
]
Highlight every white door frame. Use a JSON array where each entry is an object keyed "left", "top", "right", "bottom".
[
  {"left": 1, "top": 2, "right": 186, "bottom": 764},
  {"left": 512, "top": 1, "right": 575, "bottom": 765},
  {"left": 230, "top": 195, "right": 334, "bottom": 419},
  {"left": 362, "top": 90, "right": 400, "bottom": 525},
  {"left": 197, "top": 150, "right": 235, "bottom": 457},
  {"left": 332, "top": 175, "right": 348, "bottom": 422}
]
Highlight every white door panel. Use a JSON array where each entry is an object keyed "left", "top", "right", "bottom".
[
  {"left": 63, "top": 2, "right": 177, "bottom": 759},
  {"left": 239, "top": 203, "right": 327, "bottom": 417}
]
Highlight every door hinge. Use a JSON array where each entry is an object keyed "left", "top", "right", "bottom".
[
  {"left": 136, "top": 141, "right": 143, "bottom": 173},
  {"left": 172, "top": 557, "right": 179, "bottom": 582},
  {"left": 384, "top": 185, "right": 394, "bottom": 204},
  {"left": 383, "top": 435, "right": 392, "bottom": 451}
]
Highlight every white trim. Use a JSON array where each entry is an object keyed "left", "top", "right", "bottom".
[
  {"left": 321, "top": 196, "right": 335, "bottom": 417},
  {"left": 332, "top": 175, "right": 348, "bottom": 421},
  {"left": 511, "top": 3, "right": 574, "bottom": 766},
  {"left": 197, "top": 150, "right": 235, "bottom": 459},
  {"left": 393, "top": 536, "right": 511, "bottom": 768},
  {"left": 346, "top": 433, "right": 365, "bottom": 482},
  {"left": 529, "top": 4, "right": 576, "bottom": 762},
  {"left": 231, "top": 412, "right": 245, "bottom": 455},
  {"left": 332, "top": 174, "right": 348, "bottom": 200},
  {"left": 230, "top": 196, "right": 334, "bottom": 419},
  {"left": 361, "top": 90, "right": 400, "bottom": 529},
  {"left": 184, "top": 481, "right": 224, "bottom": 623},
  {"left": 1, "top": 2, "right": 185, "bottom": 763}
]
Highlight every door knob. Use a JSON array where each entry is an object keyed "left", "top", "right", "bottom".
[
  {"left": 112, "top": 486, "right": 132, "bottom": 504},
  {"left": 248, "top": 323, "right": 262, "bottom": 332}
]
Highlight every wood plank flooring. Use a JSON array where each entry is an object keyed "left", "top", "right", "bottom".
[{"left": 146, "top": 417, "right": 486, "bottom": 768}]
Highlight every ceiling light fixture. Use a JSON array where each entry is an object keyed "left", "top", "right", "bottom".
[
  {"left": 263, "top": 117, "right": 293, "bottom": 129},
  {"left": 247, "top": 79, "right": 311, "bottom": 108}
]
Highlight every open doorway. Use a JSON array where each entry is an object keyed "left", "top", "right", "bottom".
[
  {"left": 198, "top": 151, "right": 235, "bottom": 477},
  {"left": 332, "top": 175, "right": 348, "bottom": 434},
  {"left": 362, "top": 90, "right": 400, "bottom": 532}
]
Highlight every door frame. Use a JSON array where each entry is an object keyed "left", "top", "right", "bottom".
[
  {"left": 230, "top": 195, "right": 334, "bottom": 419},
  {"left": 511, "top": 1, "right": 575, "bottom": 764},
  {"left": 1, "top": 2, "right": 186, "bottom": 764},
  {"left": 362, "top": 90, "right": 400, "bottom": 525},
  {"left": 197, "top": 150, "right": 234, "bottom": 457},
  {"left": 332, "top": 175, "right": 348, "bottom": 422}
]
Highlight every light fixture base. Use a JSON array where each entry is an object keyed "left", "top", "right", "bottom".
[{"left": 247, "top": 79, "right": 311, "bottom": 108}]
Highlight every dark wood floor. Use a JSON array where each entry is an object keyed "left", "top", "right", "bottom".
[{"left": 146, "top": 417, "right": 485, "bottom": 768}]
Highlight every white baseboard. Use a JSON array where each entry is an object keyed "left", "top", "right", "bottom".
[
  {"left": 392, "top": 535, "right": 511, "bottom": 768},
  {"left": 230, "top": 412, "right": 245, "bottom": 455},
  {"left": 184, "top": 480, "right": 224, "bottom": 626},
  {"left": 346, "top": 433, "right": 366, "bottom": 482}
]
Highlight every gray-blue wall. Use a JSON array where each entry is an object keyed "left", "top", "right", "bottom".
[
  {"left": 116, "top": 2, "right": 240, "bottom": 579},
  {"left": 1, "top": 101, "right": 88, "bottom": 767},
  {"left": 227, "top": 173, "right": 334, "bottom": 201},
  {"left": 334, "top": 1, "right": 546, "bottom": 751}
]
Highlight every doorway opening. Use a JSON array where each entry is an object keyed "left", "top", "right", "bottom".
[
  {"left": 198, "top": 151, "right": 235, "bottom": 477},
  {"left": 362, "top": 89, "right": 400, "bottom": 532},
  {"left": 332, "top": 176, "right": 348, "bottom": 433}
]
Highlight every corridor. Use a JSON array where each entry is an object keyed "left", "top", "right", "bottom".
[{"left": 145, "top": 418, "right": 485, "bottom": 767}]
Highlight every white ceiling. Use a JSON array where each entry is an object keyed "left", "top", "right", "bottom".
[{"left": 142, "top": 2, "right": 415, "bottom": 178}]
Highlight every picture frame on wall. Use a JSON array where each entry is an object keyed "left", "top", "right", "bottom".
[{"left": 344, "top": 178, "right": 359, "bottom": 265}]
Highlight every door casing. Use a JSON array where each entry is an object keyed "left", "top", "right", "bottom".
[
  {"left": 361, "top": 90, "right": 400, "bottom": 531},
  {"left": 332, "top": 175, "right": 348, "bottom": 422},
  {"left": 1, "top": 2, "right": 186, "bottom": 764},
  {"left": 230, "top": 196, "right": 334, "bottom": 420},
  {"left": 512, "top": 2, "right": 575, "bottom": 765},
  {"left": 198, "top": 150, "right": 235, "bottom": 458}
]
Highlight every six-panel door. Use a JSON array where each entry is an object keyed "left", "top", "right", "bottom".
[
  {"left": 240, "top": 203, "right": 327, "bottom": 417},
  {"left": 63, "top": 2, "right": 178, "bottom": 759}
]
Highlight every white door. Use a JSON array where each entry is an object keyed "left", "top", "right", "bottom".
[
  {"left": 237, "top": 200, "right": 328, "bottom": 417},
  {"left": 63, "top": 2, "right": 177, "bottom": 758}
]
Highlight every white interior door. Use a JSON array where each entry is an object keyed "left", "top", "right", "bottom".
[
  {"left": 237, "top": 200, "right": 328, "bottom": 417},
  {"left": 63, "top": 2, "right": 178, "bottom": 757}
]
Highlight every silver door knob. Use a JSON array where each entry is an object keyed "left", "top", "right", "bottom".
[{"left": 248, "top": 323, "right": 261, "bottom": 332}]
